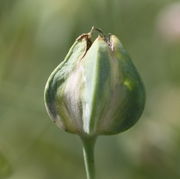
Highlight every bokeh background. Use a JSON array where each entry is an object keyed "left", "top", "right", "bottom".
[{"left": 0, "top": 0, "right": 180, "bottom": 178}]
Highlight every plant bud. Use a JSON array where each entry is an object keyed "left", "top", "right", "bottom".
[{"left": 44, "top": 28, "right": 145, "bottom": 137}]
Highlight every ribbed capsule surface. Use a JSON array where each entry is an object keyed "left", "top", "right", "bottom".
[{"left": 44, "top": 31, "right": 145, "bottom": 137}]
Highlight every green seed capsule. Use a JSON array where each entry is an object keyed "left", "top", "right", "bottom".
[{"left": 44, "top": 28, "right": 145, "bottom": 137}]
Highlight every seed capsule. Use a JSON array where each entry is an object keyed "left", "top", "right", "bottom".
[{"left": 44, "top": 28, "right": 145, "bottom": 137}]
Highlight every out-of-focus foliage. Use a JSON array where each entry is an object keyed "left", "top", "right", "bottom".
[{"left": 0, "top": 0, "right": 180, "bottom": 178}]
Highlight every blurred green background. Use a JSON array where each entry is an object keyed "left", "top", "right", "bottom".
[{"left": 1, "top": 0, "right": 180, "bottom": 178}]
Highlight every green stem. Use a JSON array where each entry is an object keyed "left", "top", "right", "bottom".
[{"left": 81, "top": 136, "right": 96, "bottom": 179}]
